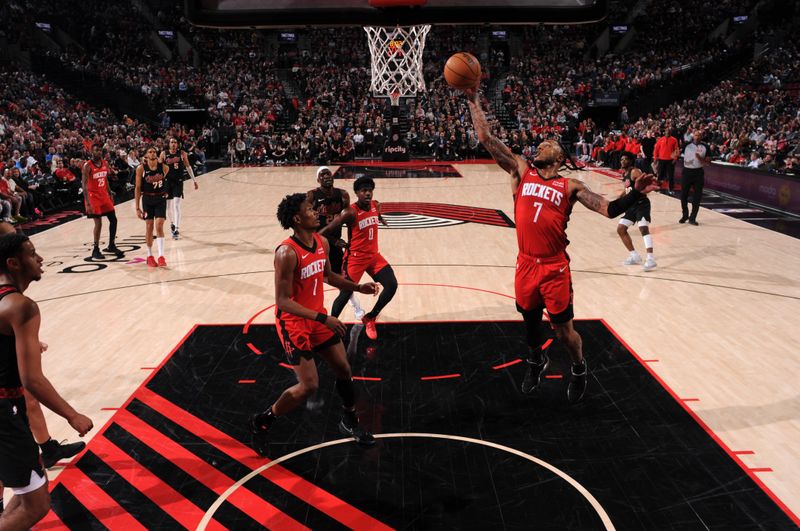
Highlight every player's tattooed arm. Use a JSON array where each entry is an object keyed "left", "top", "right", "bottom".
[
  {"left": 318, "top": 206, "right": 354, "bottom": 238},
  {"left": 571, "top": 179, "right": 612, "bottom": 217},
  {"left": 464, "top": 88, "right": 524, "bottom": 192}
]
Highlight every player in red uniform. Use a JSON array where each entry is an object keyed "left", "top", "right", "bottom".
[
  {"left": 319, "top": 176, "right": 398, "bottom": 340},
  {"left": 465, "top": 88, "right": 658, "bottom": 402},
  {"left": 82, "top": 144, "right": 123, "bottom": 260},
  {"left": 249, "top": 193, "right": 380, "bottom": 456}
]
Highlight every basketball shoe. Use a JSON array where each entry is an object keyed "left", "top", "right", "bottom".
[
  {"left": 521, "top": 354, "right": 549, "bottom": 394},
  {"left": 362, "top": 316, "right": 378, "bottom": 340},
  {"left": 40, "top": 438, "right": 86, "bottom": 468},
  {"left": 338, "top": 409, "right": 375, "bottom": 446},
  {"left": 248, "top": 415, "right": 270, "bottom": 457},
  {"left": 157, "top": 256, "right": 167, "bottom": 267},
  {"left": 643, "top": 257, "right": 657, "bottom": 272},
  {"left": 567, "top": 360, "right": 588, "bottom": 403},
  {"left": 623, "top": 251, "right": 642, "bottom": 265},
  {"left": 147, "top": 256, "right": 158, "bottom": 267},
  {"left": 91, "top": 246, "right": 104, "bottom": 260},
  {"left": 103, "top": 244, "right": 124, "bottom": 258}
]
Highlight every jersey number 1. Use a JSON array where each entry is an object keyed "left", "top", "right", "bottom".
[
  {"left": 368, "top": 227, "right": 374, "bottom": 241},
  {"left": 532, "top": 202, "right": 543, "bottom": 223}
]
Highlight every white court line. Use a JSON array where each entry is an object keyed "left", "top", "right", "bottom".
[{"left": 197, "top": 432, "right": 615, "bottom": 530}]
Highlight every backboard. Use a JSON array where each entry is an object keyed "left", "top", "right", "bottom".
[{"left": 185, "top": 0, "right": 607, "bottom": 28}]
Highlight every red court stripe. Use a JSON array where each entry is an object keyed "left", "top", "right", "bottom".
[
  {"left": 544, "top": 374, "right": 563, "bottom": 379},
  {"left": 749, "top": 468, "right": 774, "bottom": 473},
  {"left": 136, "top": 387, "right": 391, "bottom": 530},
  {"left": 34, "top": 510, "right": 69, "bottom": 530},
  {"left": 140, "top": 367, "right": 158, "bottom": 370},
  {"left": 733, "top": 450, "right": 755, "bottom": 455},
  {"left": 113, "top": 409, "right": 307, "bottom": 530},
  {"left": 541, "top": 339, "right": 553, "bottom": 350},
  {"left": 243, "top": 304, "right": 276, "bottom": 334},
  {"left": 353, "top": 376, "right": 382, "bottom": 381},
  {"left": 420, "top": 373, "right": 461, "bottom": 381},
  {"left": 90, "top": 435, "right": 226, "bottom": 531},
  {"left": 680, "top": 398, "right": 700, "bottom": 402},
  {"left": 58, "top": 467, "right": 147, "bottom": 530},
  {"left": 101, "top": 407, "right": 120, "bottom": 411},
  {"left": 492, "top": 359, "right": 522, "bottom": 370},
  {"left": 238, "top": 379, "right": 256, "bottom": 384},
  {"left": 246, "top": 342, "right": 263, "bottom": 355},
  {"left": 641, "top": 359, "right": 659, "bottom": 363},
  {"left": 278, "top": 362, "right": 294, "bottom": 369},
  {"left": 600, "top": 318, "right": 800, "bottom": 527}
]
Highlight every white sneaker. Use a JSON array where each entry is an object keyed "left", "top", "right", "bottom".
[
  {"left": 623, "top": 253, "right": 642, "bottom": 265},
  {"left": 643, "top": 257, "right": 657, "bottom": 272}
]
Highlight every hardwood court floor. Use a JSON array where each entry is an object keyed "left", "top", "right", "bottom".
[{"left": 17, "top": 163, "right": 800, "bottom": 525}]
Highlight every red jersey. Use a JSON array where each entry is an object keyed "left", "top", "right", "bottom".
[
  {"left": 347, "top": 201, "right": 380, "bottom": 255},
  {"left": 275, "top": 233, "right": 327, "bottom": 319},
  {"left": 86, "top": 160, "right": 111, "bottom": 197},
  {"left": 514, "top": 167, "right": 573, "bottom": 258}
]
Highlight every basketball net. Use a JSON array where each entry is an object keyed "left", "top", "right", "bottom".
[{"left": 364, "top": 25, "right": 431, "bottom": 100}]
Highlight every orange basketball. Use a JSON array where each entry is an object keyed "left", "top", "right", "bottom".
[{"left": 444, "top": 52, "right": 481, "bottom": 90}]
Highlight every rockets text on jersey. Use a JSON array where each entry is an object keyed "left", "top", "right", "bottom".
[
  {"left": 514, "top": 167, "right": 573, "bottom": 258},
  {"left": 347, "top": 201, "right": 380, "bottom": 255},
  {"left": 276, "top": 233, "right": 328, "bottom": 319},
  {"left": 86, "top": 160, "right": 110, "bottom": 195}
]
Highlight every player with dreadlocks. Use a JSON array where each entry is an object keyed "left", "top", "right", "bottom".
[{"left": 464, "top": 88, "right": 658, "bottom": 402}]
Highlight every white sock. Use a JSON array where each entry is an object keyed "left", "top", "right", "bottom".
[
  {"left": 156, "top": 237, "right": 165, "bottom": 257},
  {"left": 349, "top": 294, "right": 364, "bottom": 316},
  {"left": 173, "top": 197, "right": 182, "bottom": 229},
  {"left": 166, "top": 199, "right": 174, "bottom": 225},
  {"left": 647, "top": 252, "right": 655, "bottom": 260},
  {"left": 630, "top": 250, "right": 640, "bottom": 257},
  {"left": 146, "top": 247, "right": 153, "bottom": 257}
]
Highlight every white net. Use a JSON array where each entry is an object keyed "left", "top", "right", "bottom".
[{"left": 364, "top": 25, "right": 431, "bottom": 98}]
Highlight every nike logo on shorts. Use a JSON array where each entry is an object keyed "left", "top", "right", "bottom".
[{"left": 559, "top": 265, "right": 567, "bottom": 273}]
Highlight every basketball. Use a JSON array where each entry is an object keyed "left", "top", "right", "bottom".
[{"left": 444, "top": 52, "right": 481, "bottom": 90}]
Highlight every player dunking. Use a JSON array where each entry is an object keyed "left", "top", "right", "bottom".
[
  {"left": 465, "top": 88, "right": 658, "bottom": 402},
  {"left": 308, "top": 166, "right": 366, "bottom": 319},
  {"left": 160, "top": 137, "right": 198, "bottom": 240},
  {"left": 617, "top": 153, "right": 657, "bottom": 271},
  {"left": 82, "top": 144, "right": 124, "bottom": 260},
  {"left": 249, "top": 193, "right": 379, "bottom": 456},
  {"left": 320, "top": 176, "right": 398, "bottom": 340},
  {"left": 135, "top": 147, "right": 169, "bottom": 267},
  {"left": 0, "top": 233, "right": 93, "bottom": 529}
]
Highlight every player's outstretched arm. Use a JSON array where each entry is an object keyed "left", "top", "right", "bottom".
[
  {"left": 572, "top": 173, "right": 659, "bottom": 218},
  {"left": 319, "top": 207, "right": 355, "bottom": 238},
  {"left": 464, "top": 88, "right": 527, "bottom": 193},
  {"left": 13, "top": 296, "right": 93, "bottom": 436}
]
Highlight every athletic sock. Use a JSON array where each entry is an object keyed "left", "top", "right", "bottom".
[
  {"left": 156, "top": 237, "right": 165, "bottom": 257},
  {"left": 146, "top": 247, "right": 153, "bottom": 257},
  {"left": 647, "top": 252, "right": 654, "bottom": 260}
]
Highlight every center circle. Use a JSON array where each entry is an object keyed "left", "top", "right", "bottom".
[{"left": 198, "top": 433, "right": 614, "bottom": 530}]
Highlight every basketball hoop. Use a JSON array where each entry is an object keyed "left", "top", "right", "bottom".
[{"left": 364, "top": 24, "right": 431, "bottom": 98}]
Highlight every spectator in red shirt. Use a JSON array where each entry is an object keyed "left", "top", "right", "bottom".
[{"left": 653, "top": 129, "right": 679, "bottom": 193}]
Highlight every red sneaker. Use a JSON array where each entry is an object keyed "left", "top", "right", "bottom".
[
  {"left": 362, "top": 316, "right": 378, "bottom": 340},
  {"left": 146, "top": 256, "right": 157, "bottom": 267},
  {"left": 157, "top": 256, "right": 167, "bottom": 267}
]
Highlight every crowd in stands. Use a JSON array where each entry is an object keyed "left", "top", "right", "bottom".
[{"left": 1, "top": 0, "right": 797, "bottom": 217}]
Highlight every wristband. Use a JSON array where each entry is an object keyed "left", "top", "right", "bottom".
[{"left": 314, "top": 313, "right": 327, "bottom": 324}]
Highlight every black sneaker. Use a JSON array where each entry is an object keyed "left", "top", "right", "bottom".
[
  {"left": 567, "top": 361, "right": 588, "bottom": 404},
  {"left": 249, "top": 415, "right": 270, "bottom": 457},
  {"left": 170, "top": 223, "right": 176, "bottom": 233},
  {"left": 103, "top": 244, "right": 124, "bottom": 258},
  {"left": 521, "top": 354, "right": 549, "bottom": 394},
  {"left": 688, "top": 219, "right": 699, "bottom": 226},
  {"left": 172, "top": 229, "right": 180, "bottom": 240},
  {"left": 339, "top": 410, "right": 375, "bottom": 446},
  {"left": 91, "top": 246, "right": 104, "bottom": 260},
  {"left": 678, "top": 217, "right": 688, "bottom": 224},
  {"left": 40, "top": 439, "right": 86, "bottom": 468}
]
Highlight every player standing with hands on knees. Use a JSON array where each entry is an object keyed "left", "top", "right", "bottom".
[
  {"left": 0, "top": 232, "right": 93, "bottom": 529},
  {"left": 461, "top": 79, "right": 658, "bottom": 403},
  {"left": 249, "top": 193, "right": 380, "bottom": 456}
]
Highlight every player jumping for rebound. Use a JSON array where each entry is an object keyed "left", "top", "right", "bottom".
[
  {"left": 465, "top": 88, "right": 658, "bottom": 402},
  {"left": 249, "top": 193, "right": 379, "bottom": 456},
  {"left": 320, "top": 176, "right": 398, "bottom": 340}
]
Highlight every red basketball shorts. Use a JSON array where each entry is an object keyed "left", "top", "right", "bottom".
[
  {"left": 85, "top": 193, "right": 114, "bottom": 217},
  {"left": 275, "top": 314, "right": 338, "bottom": 365},
  {"left": 343, "top": 251, "right": 389, "bottom": 283},
  {"left": 515, "top": 253, "right": 573, "bottom": 317}
]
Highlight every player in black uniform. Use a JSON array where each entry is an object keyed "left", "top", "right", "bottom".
[
  {"left": 0, "top": 232, "right": 93, "bottom": 528},
  {"left": 309, "top": 167, "right": 366, "bottom": 320},
  {"left": 160, "top": 138, "right": 198, "bottom": 240},
  {"left": 617, "top": 153, "right": 657, "bottom": 272},
  {"left": 135, "top": 146, "right": 170, "bottom": 267}
]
